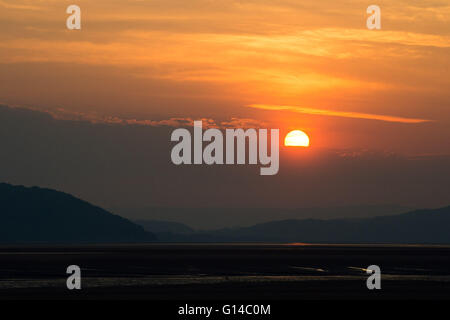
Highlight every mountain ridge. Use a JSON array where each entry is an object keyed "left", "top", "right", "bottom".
[
  {"left": 0, "top": 183, "right": 156, "bottom": 243},
  {"left": 141, "top": 206, "right": 450, "bottom": 244}
]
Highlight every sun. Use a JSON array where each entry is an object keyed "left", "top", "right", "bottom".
[{"left": 284, "top": 130, "right": 310, "bottom": 147}]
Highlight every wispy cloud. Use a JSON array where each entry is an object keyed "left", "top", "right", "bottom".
[
  {"left": 0, "top": 0, "right": 42, "bottom": 11},
  {"left": 3, "top": 104, "right": 266, "bottom": 129},
  {"left": 220, "top": 118, "right": 268, "bottom": 129},
  {"left": 35, "top": 107, "right": 220, "bottom": 128},
  {"left": 249, "top": 104, "right": 432, "bottom": 124}
]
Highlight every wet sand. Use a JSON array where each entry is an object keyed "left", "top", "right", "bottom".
[{"left": 0, "top": 243, "right": 449, "bottom": 299}]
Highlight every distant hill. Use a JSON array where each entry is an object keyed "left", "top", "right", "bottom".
[
  {"left": 157, "top": 206, "right": 450, "bottom": 244},
  {"left": 2, "top": 181, "right": 448, "bottom": 244},
  {"left": 115, "top": 205, "right": 413, "bottom": 229},
  {"left": 0, "top": 183, "right": 156, "bottom": 243},
  {"left": 135, "top": 219, "right": 194, "bottom": 234}
]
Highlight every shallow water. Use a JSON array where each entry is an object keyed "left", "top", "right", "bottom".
[{"left": 0, "top": 243, "right": 449, "bottom": 299}]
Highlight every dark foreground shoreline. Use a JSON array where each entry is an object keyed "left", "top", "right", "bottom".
[
  {"left": 2, "top": 279, "right": 450, "bottom": 300},
  {"left": 0, "top": 243, "right": 449, "bottom": 300}
]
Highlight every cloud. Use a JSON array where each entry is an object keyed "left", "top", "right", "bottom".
[
  {"left": 0, "top": 0, "right": 42, "bottom": 11},
  {"left": 27, "top": 106, "right": 220, "bottom": 128},
  {"left": 3, "top": 104, "right": 267, "bottom": 129},
  {"left": 301, "top": 28, "right": 450, "bottom": 49},
  {"left": 248, "top": 104, "right": 432, "bottom": 124},
  {"left": 220, "top": 118, "right": 268, "bottom": 129},
  {"left": 336, "top": 148, "right": 399, "bottom": 159}
]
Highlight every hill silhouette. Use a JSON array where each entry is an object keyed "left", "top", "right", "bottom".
[
  {"left": 135, "top": 219, "right": 194, "bottom": 234},
  {"left": 1, "top": 181, "right": 448, "bottom": 244},
  {"left": 0, "top": 183, "right": 155, "bottom": 243},
  {"left": 151, "top": 206, "right": 450, "bottom": 244}
]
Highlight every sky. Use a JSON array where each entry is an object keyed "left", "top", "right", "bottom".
[
  {"left": 1, "top": 0, "right": 449, "bottom": 151},
  {"left": 0, "top": 1, "right": 449, "bottom": 224}
]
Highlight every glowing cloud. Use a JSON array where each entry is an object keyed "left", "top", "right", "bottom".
[{"left": 249, "top": 104, "right": 431, "bottom": 124}]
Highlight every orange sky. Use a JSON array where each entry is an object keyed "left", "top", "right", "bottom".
[{"left": 0, "top": 0, "right": 449, "bottom": 154}]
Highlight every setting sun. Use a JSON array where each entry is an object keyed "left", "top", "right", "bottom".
[{"left": 284, "top": 130, "right": 310, "bottom": 147}]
